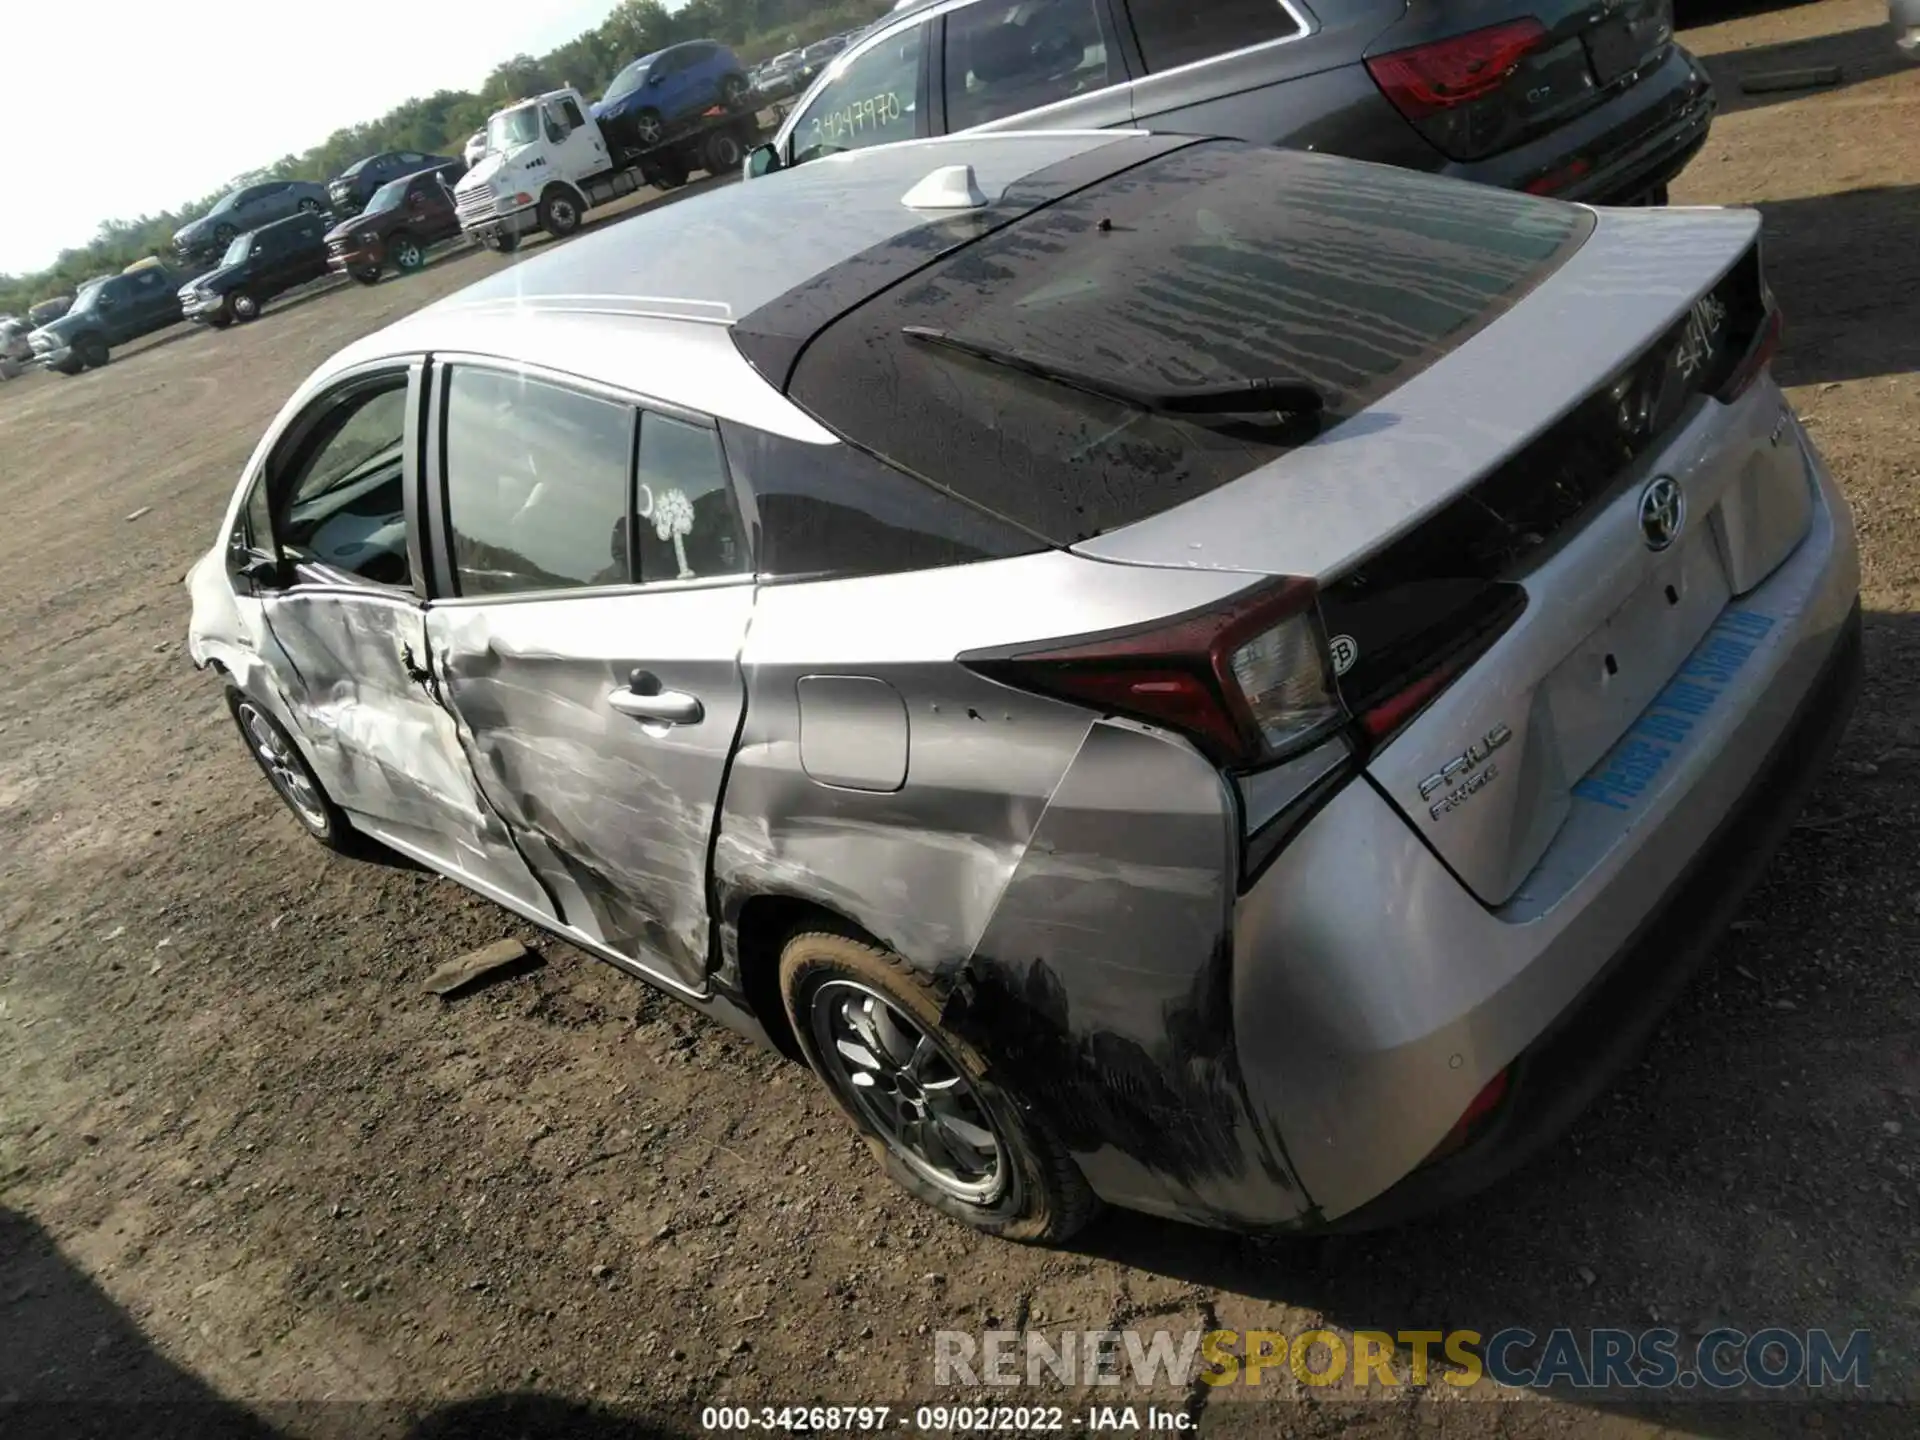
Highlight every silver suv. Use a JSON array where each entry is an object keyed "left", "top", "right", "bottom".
[
  {"left": 189, "top": 132, "right": 1859, "bottom": 1242},
  {"left": 755, "top": 0, "right": 1712, "bottom": 205}
]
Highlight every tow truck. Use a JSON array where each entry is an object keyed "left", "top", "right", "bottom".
[{"left": 453, "top": 87, "right": 761, "bottom": 252}]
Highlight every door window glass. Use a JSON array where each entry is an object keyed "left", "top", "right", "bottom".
[
  {"left": 792, "top": 25, "right": 925, "bottom": 162},
  {"left": 944, "top": 0, "right": 1115, "bottom": 131},
  {"left": 276, "top": 381, "right": 411, "bottom": 586},
  {"left": 443, "top": 368, "right": 634, "bottom": 597},
  {"left": 1125, "top": 0, "right": 1305, "bottom": 72},
  {"left": 634, "top": 413, "right": 747, "bottom": 583},
  {"left": 560, "top": 97, "right": 587, "bottom": 129}
]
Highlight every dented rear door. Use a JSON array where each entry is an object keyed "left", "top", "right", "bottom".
[{"left": 421, "top": 366, "right": 755, "bottom": 994}]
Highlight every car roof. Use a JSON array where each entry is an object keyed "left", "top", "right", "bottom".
[{"left": 316, "top": 131, "right": 1149, "bottom": 430}]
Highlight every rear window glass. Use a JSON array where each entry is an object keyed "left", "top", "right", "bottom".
[{"left": 785, "top": 142, "right": 1589, "bottom": 544}]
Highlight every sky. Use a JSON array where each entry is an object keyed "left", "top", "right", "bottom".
[{"left": 4, "top": 0, "right": 636, "bottom": 277}]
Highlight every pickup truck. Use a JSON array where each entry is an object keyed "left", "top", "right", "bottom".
[
  {"left": 452, "top": 86, "right": 760, "bottom": 252},
  {"left": 27, "top": 264, "right": 185, "bottom": 373}
]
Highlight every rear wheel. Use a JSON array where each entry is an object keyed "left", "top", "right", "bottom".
[
  {"left": 226, "top": 689, "right": 357, "bottom": 853},
  {"left": 206, "top": 311, "right": 233, "bottom": 330},
  {"left": 391, "top": 231, "right": 427, "bottom": 272},
  {"left": 350, "top": 263, "right": 383, "bottom": 285},
  {"left": 703, "top": 127, "right": 745, "bottom": 176},
  {"left": 778, "top": 929, "right": 1099, "bottom": 1244}
]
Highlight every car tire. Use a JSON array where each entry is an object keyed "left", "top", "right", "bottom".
[
  {"left": 225, "top": 689, "right": 360, "bottom": 854},
  {"left": 634, "top": 108, "right": 666, "bottom": 146},
  {"left": 391, "top": 232, "right": 428, "bottom": 273},
  {"left": 350, "top": 264, "right": 383, "bottom": 285},
  {"left": 206, "top": 311, "right": 233, "bottom": 330},
  {"left": 213, "top": 223, "right": 236, "bottom": 246},
  {"left": 297, "top": 198, "right": 323, "bottom": 215},
  {"left": 77, "top": 335, "right": 110, "bottom": 369},
  {"left": 703, "top": 128, "right": 745, "bottom": 177},
  {"left": 536, "top": 187, "right": 584, "bottom": 239},
  {"left": 721, "top": 74, "right": 751, "bottom": 110},
  {"left": 230, "top": 291, "right": 260, "bottom": 322},
  {"left": 489, "top": 231, "right": 521, "bottom": 254},
  {"left": 778, "top": 929, "right": 1100, "bottom": 1244},
  {"left": 53, "top": 357, "right": 83, "bottom": 376}
]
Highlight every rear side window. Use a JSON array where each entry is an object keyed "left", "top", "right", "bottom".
[
  {"left": 792, "top": 25, "right": 926, "bottom": 162},
  {"left": 782, "top": 142, "right": 1587, "bottom": 545},
  {"left": 443, "top": 368, "right": 633, "bottom": 596},
  {"left": 633, "top": 412, "right": 748, "bottom": 583},
  {"left": 719, "top": 422, "right": 1039, "bottom": 579},
  {"left": 944, "top": 0, "right": 1116, "bottom": 131},
  {"left": 1124, "top": 0, "right": 1305, "bottom": 72}
]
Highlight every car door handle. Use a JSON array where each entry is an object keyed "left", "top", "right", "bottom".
[{"left": 607, "top": 675, "right": 703, "bottom": 726}]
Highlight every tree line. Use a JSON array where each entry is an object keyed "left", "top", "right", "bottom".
[{"left": 1, "top": 0, "right": 890, "bottom": 317}]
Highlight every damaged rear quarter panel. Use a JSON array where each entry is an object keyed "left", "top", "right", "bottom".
[{"left": 948, "top": 719, "right": 1311, "bottom": 1228}]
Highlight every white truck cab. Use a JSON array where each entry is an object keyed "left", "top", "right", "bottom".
[
  {"left": 454, "top": 90, "right": 615, "bottom": 251},
  {"left": 454, "top": 86, "right": 762, "bottom": 252}
]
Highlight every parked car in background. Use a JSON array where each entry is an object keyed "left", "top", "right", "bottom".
[
  {"left": 0, "top": 317, "right": 33, "bottom": 378},
  {"left": 794, "top": 34, "right": 850, "bottom": 88},
  {"left": 1896, "top": 0, "right": 1920, "bottom": 57},
  {"left": 756, "top": 0, "right": 1713, "bottom": 208},
  {"left": 188, "top": 130, "right": 1856, "bottom": 1243},
  {"left": 754, "top": 48, "right": 807, "bottom": 101},
  {"left": 594, "top": 39, "right": 753, "bottom": 153},
  {"left": 327, "top": 162, "right": 465, "bottom": 283},
  {"left": 174, "top": 180, "right": 332, "bottom": 265},
  {"left": 464, "top": 130, "right": 490, "bottom": 168},
  {"left": 28, "top": 263, "right": 184, "bottom": 372},
  {"left": 328, "top": 150, "right": 461, "bottom": 216},
  {"left": 27, "top": 296, "right": 72, "bottom": 327},
  {"left": 179, "top": 213, "right": 332, "bottom": 328}
]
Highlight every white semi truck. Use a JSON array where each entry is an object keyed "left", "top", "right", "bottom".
[{"left": 453, "top": 87, "right": 761, "bottom": 252}]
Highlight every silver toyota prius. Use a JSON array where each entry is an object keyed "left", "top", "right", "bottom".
[{"left": 187, "top": 130, "right": 1861, "bottom": 1243}]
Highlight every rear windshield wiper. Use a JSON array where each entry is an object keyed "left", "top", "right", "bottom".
[{"left": 903, "top": 325, "right": 1325, "bottom": 420}]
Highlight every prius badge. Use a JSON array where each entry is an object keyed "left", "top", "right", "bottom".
[
  {"left": 1419, "top": 723, "right": 1513, "bottom": 822},
  {"left": 1639, "top": 475, "right": 1685, "bottom": 552}
]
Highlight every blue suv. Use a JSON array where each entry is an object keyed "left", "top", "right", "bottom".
[{"left": 594, "top": 40, "right": 753, "bottom": 156}]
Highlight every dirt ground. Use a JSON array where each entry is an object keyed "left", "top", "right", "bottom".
[{"left": 3, "top": 3, "right": 1918, "bottom": 1436}]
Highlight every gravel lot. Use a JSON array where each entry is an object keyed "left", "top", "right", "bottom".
[{"left": 3, "top": 4, "right": 1917, "bottom": 1436}]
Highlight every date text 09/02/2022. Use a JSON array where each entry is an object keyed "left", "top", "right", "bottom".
[{"left": 699, "top": 1405, "right": 1189, "bottom": 1433}]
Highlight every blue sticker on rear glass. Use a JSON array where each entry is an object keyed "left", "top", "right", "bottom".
[{"left": 1573, "top": 608, "right": 1777, "bottom": 812}]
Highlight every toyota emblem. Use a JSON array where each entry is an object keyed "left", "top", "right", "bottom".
[{"left": 1639, "top": 475, "right": 1685, "bottom": 552}]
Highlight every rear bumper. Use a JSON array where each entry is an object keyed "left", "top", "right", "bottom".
[
  {"left": 1446, "top": 44, "right": 1715, "bottom": 203},
  {"left": 1229, "top": 414, "right": 1860, "bottom": 1225},
  {"left": 1334, "top": 596, "right": 1862, "bottom": 1229}
]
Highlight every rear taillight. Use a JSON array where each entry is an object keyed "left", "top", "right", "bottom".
[
  {"left": 960, "top": 580, "right": 1345, "bottom": 769},
  {"left": 1713, "top": 303, "right": 1783, "bottom": 403},
  {"left": 1366, "top": 19, "right": 1549, "bottom": 122}
]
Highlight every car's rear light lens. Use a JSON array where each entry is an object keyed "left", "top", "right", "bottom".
[
  {"left": 1366, "top": 20, "right": 1549, "bottom": 122},
  {"left": 1712, "top": 303, "right": 1783, "bottom": 403},
  {"left": 960, "top": 580, "right": 1345, "bottom": 769}
]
